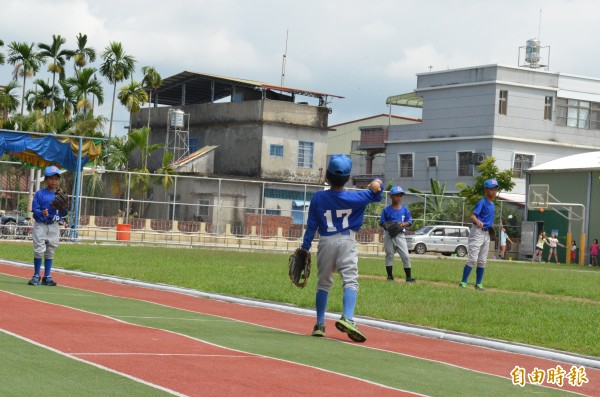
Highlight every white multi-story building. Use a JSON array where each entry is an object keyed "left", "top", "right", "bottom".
[{"left": 384, "top": 64, "right": 600, "bottom": 195}]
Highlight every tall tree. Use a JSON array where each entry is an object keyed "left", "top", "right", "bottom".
[
  {"left": 141, "top": 66, "right": 162, "bottom": 127},
  {"left": 7, "top": 41, "right": 45, "bottom": 116},
  {"left": 0, "top": 39, "right": 5, "bottom": 65},
  {"left": 38, "top": 34, "right": 74, "bottom": 110},
  {"left": 25, "top": 79, "right": 56, "bottom": 114},
  {"left": 66, "top": 67, "right": 104, "bottom": 116},
  {"left": 118, "top": 80, "right": 148, "bottom": 133},
  {"left": 141, "top": 66, "right": 162, "bottom": 169},
  {"left": 100, "top": 41, "right": 136, "bottom": 140},
  {"left": 0, "top": 80, "right": 20, "bottom": 123},
  {"left": 70, "top": 33, "right": 96, "bottom": 73}
]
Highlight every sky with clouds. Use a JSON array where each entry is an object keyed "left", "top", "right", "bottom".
[{"left": 1, "top": 0, "right": 599, "bottom": 135}]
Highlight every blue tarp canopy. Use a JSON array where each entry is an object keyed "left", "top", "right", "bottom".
[{"left": 0, "top": 130, "right": 102, "bottom": 172}]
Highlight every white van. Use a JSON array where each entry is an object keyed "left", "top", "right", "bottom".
[{"left": 406, "top": 225, "right": 470, "bottom": 257}]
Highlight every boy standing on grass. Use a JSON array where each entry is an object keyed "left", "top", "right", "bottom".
[
  {"left": 28, "top": 166, "right": 68, "bottom": 286},
  {"left": 380, "top": 186, "right": 415, "bottom": 282},
  {"left": 459, "top": 178, "right": 498, "bottom": 291},
  {"left": 301, "top": 154, "right": 382, "bottom": 343}
]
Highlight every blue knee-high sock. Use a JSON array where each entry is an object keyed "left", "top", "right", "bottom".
[
  {"left": 315, "top": 289, "right": 329, "bottom": 324},
  {"left": 43, "top": 259, "right": 53, "bottom": 277},
  {"left": 461, "top": 265, "right": 473, "bottom": 284},
  {"left": 475, "top": 267, "right": 485, "bottom": 285},
  {"left": 33, "top": 258, "right": 42, "bottom": 276},
  {"left": 342, "top": 288, "right": 358, "bottom": 319}
]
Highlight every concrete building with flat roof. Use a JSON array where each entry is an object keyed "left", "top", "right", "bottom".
[{"left": 384, "top": 64, "right": 600, "bottom": 195}]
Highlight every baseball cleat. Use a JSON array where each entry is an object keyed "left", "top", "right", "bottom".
[
  {"left": 311, "top": 322, "right": 326, "bottom": 337},
  {"left": 474, "top": 283, "right": 485, "bottom": 291},
  {"left": 28, "top": 275, "right": 41, "bottom": 286},
  {"left": 459, "top": 282, "right": 468, "bottom": 288},
  {"left": 405, "top": 278, "right": 416, "bottom": 283},
  {"left": 41, "top": 276, "right": 57, "bottom": 286},
  {"left": 335, "top": 315, "right": 366, "bottom": 343},
  {"left": 386, "top": 276, "right": 395, "bottom": 282}
]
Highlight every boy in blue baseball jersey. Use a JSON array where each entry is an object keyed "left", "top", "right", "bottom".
[
  {"left": 302, "top": 154, "right": 382, "bottom": 342},
  {"left": 380, "top": 186, "right": 415, "bottom": 282},
  {"left": 28, "top": 166, "right": 68, "bottom": 286},
  {"left": 459, "top": 178, "right": 498, "bottom": 291}
]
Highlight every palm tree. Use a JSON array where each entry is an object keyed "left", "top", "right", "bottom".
[
  {"left": 155, "top": 151, "right": 177, "bottom": 217},
  {"left": 25, "top": 79, "right": 56, "bottom": 114},
  {"left": 7, "top": 41, "right": 45, "bottom": 115},
  {"left": 127, "top": 126, "right": 162, "bottom": 172},
  {"left": 118, "top": 80, "right": 148, "bottom": 133},
  {"left": 70, "top": 33, "right": 96, "bottom": 73},
  {"left": 141, "top": 66, "right": 162, "bottom": 127},
  {"left": 38, "top": 35, "right": 74, "bottom": 110},
  {"left": 99, "top": 41, "right": 136, "bottom": 140},
  {"left": 0, "top": 39, "right": 5, "bottom": 65},
  {"left": 0, "top": 80, "right": 20, "bottom": 123},
  {"left": 65, "top": 67, "right": 104, "bottom": 116},
  {"left": 56, "top": 79, "right": 77, "bottom": 120}
]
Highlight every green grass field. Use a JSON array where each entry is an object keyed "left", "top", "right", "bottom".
[{"left": 2, "top": 242, "right": 600, "bottom": 357}]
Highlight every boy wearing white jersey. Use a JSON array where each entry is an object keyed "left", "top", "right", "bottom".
[{"left": 301, "top": 154, "right": 382, "bottom": 342}]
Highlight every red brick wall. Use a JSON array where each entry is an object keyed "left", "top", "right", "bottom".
[{"left": 246, "top": 214, "right": 293, "bottom": 237}]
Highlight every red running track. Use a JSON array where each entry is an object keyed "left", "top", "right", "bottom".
[
  {"left": 0, "top": 291, "right": 413, "bottom": 396},
  {"left": 1, "top": 263, "right": 598, "bottom": 396}
]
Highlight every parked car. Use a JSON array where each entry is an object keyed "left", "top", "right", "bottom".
[
  {"left": 1, "top": 212, "right": 32, "bottom": 239},
  {"left": 406, "top": 225, "right": 470, "bottom": 257}
]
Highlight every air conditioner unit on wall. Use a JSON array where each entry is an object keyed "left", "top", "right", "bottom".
[
  {"left": 472, "top": 153, "right": 486, "bottom": 165},
  {"left": 427, "top": 156, "right": 438, "bottom": 168}
]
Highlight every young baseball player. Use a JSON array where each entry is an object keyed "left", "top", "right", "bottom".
[
  {"left": 28, "top": 166, "right": 68, "bottom": 286},
  {"left": 459, "top": 178, "right": 498, "bottom": 291},
  {"left": 301, "top": 154, "right": 382, "bottom": 342},
  {"left": 380, "top": 186, "right": 415, "bottom": 282}
]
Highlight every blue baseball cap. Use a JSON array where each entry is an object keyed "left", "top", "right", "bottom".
[
  {"left": 484, "top": 178, "right": 499, "bottom": 189},
  {"left": 389, "top": 186, "right": 405, "bottom": 195},
  {"left": 327, "top": 154, "right": 352, "bottom": 177},
  {"left": 44, "top": 165, "right": 61, "bottom": 178}
]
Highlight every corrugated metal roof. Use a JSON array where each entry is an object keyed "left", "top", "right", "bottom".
[
  {"left": 386, "top": 92, "right": 423, "bottom": 108},
  {"left": 156, "top": 71, "right": 343, "bottom": 106},
  {"left": 172, "top": 145, "right": 218, "bottom": 168},
  {"left": 527, "top": 151, "right": 600, "bottom": 173}
]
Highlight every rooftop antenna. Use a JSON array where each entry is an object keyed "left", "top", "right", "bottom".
[
  {"left": 538, "top": 8, "right": 542, "bottom": 41},
  {"left": 517, "top": 8, "right": 550, "bottom": 70},
  {"left": 280, "top": 29, "right": 289, "bottom": 86}
]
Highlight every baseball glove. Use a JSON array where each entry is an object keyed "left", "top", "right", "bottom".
[
  {"left": 288, "top": 248, "right": 311, "bottom": 288},
  {"left": 50, "top": 189, "right": 70, "bottom": 211},
  {"left": 382, "top": 221, "right": 403, "bottom": 238}
]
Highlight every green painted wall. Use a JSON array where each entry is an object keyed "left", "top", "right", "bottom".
[{"left": 528, "top": 171, "right": 590, "bottom": 263}]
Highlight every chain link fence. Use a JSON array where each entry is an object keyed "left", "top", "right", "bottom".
[{"left": 0, "top": 161, "right": 524, "bottom": 253}]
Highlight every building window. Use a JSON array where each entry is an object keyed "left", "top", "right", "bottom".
[
  {"left": 297, "top": 141, "right": 314, "bottom": 168},
  {"left": 458, "top": 152, "right": 473, "bottom": 177},
  {"left": 197, "top": 199, "right": 210, "bottom": 217},
  {"left": 556, "top": 98, "right": 597, "bottom": 129},
  {"left": 544, "top": 96, "right": 553, "bottom": 120},
  {"left": 498, "top": 90, "right": 508, "bottom": 115},
  {"left": 513, "top": 153, "right": 534, "bottom": 178},
  {"left": 270, "top": 144, "right": 284, "bottom": 157},
  {"left": 399, "top": 153, "right": 413, "bottom": 178},
  {"left": 265, "top": 209, "right": 281, "bottom": 215}
]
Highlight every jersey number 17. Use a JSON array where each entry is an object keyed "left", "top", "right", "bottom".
[{"left": 324, "top": 209, "right": 352, "bottom": 232}]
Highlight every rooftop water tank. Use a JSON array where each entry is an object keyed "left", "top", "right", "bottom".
[
  {"left": 170, "top": 109, "right": 185, "bottom": 128},
  {"left": 525, "top": 38, "right": 541, "bottom": 64}
]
